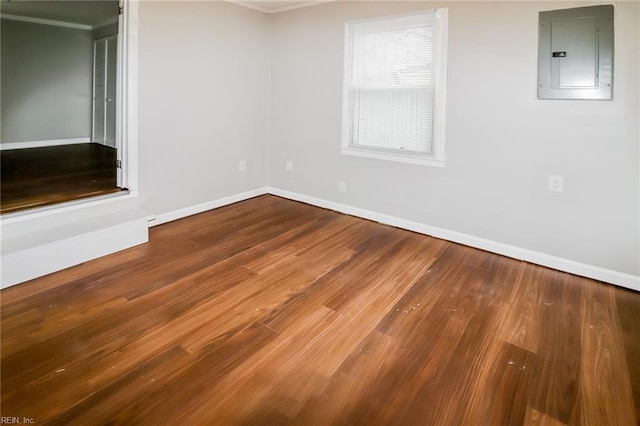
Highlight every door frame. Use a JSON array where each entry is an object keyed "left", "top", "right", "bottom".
[
  {"left": 115, "top": 0, "right": 137, "bottom": 190},
  {"left": 91, "top": 2, "right": 134, "bottom": 189}
]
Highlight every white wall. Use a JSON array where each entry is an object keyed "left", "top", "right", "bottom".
[
  {"left": 137, "top": 1, "right": 271, "bottom": 216},
  {"left": 1, "top": 19, "right": 93, "bottom": 143},
  {"left": 269, "top": 1, "right": 639, "bottom": 276}
]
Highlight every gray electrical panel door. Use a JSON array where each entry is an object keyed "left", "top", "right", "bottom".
[{"left": 538, "top": 5, "right": 613, "bottom": 100}]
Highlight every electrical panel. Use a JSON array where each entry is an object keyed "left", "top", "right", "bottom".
[{"left": 538, "top": 5, "right": 614, "bottom": 100}]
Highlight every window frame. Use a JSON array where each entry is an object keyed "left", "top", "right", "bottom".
[{"left": 341, "top": 9, "right": 449, "bottom": 167}]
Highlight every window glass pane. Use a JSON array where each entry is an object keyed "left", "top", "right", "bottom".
[
  {"left": 347, "top": 14, "right": 436, "bottom": 154},
  {"left": 350, "top": 89, "right": 433, "bottom": 153},
  {"left": 354, "top": 25, "right": 435, "bottom": 88}
]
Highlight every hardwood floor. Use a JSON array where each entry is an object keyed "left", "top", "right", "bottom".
[
  {"left": 1, "top": 195, "right": 638, "bottom": 425},
  {"left": 0, "top": 143, "right": 122, "bottom": 214}
]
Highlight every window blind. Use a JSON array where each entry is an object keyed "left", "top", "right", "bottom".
[{"left": 346, "top": 13, "right": 436, "bottom": 154}]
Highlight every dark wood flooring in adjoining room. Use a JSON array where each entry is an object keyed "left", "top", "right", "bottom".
[
  {"left": 1, "top": 195, "right": 638, "bottom": 425},
  {"left": 0, "top": 143, "right": 122, "bottom": 214}
]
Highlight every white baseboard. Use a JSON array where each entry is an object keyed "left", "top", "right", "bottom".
[
  {"left": 149, "top": 187, "right": 269, "bottom": 227},
  {"left": 1, "top": 212, "right": 150, "bottom": 289},
  {"left": 0, "top": 138, "right": 91, "bottom": 150},
  {"left": 6, "top": 186, "right": 635, "bottom": 291},
  {"left": 266, "top": 187, "right": 640, "bottom": 291}
]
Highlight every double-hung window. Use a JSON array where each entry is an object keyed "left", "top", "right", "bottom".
[{"left": 342, "top": 10, "right": 448, "bottom": 166}]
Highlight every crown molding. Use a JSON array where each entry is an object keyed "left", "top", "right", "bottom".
[{"left": 224, "top": 0, "right": 335, "bottom": 14}]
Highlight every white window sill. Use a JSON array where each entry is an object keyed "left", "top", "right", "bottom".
[{"left": 341, "top": 147, "right": 445, "bottom": 167}]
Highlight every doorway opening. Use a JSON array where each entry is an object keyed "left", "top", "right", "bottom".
[{"left": 0, "top": 0, "right": 133, "bottom": 215}]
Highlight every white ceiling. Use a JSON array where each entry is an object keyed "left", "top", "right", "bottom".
[
  {"left": 225, "top": 0, "right": 335, "bottom": 14},
  {"left": 0, "top": 1, "right": 119, "bottom": 27}
]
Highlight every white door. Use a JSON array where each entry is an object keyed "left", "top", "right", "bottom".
[
  {"left": 105, "top": 36, "right": 118, "bottom": 148},
  {"left": 92, "top": 38, "right": 106, "bottom": 144},
  {"left": 92, "top": 36, "right": 117, "bottom": 148}
]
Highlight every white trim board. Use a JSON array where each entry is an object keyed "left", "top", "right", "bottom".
[
  {"left": 1, "top": 209, "right": 152, "bottom": 289},
  {"left": 265, "top": 187, "right": 640, "bottom": 291},
  {"left": 223, "top": 0, "right": 335, "bottom": 14},
  {"left": 120, "top": 0, "right": 140, "bottom": 193},
  {"left": 0, "top": 191, "right": 137, "bottom": 225},
  {"left": 149, "top": 188, "right": 269, "bottom": 227},
  {"left": 0, "top": 138, "right": 91, "bottom": 150},
  {"left": 0, "top": 14, "right": 92, "bottom": 30}
]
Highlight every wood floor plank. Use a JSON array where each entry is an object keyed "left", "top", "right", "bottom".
[
  {"left": 498, "top": 263, "right": 543, "bottom": 353},
  {"left": 260, "top": 224, "right": 407, "bottom": 333},
  {"left": 292, "top": 329, "right": 401, "bottom": 425},
  {"left": 615, "top": 286, "right": 640, "bottom": 422},
  {"left": 0, "top": 143, "right": 120, "bottom": 214},
  {"left": 45, "top": 344, "right": 193, "bottom": 425},
  {"left": 81, "top": 321, "right": 278, "bottom": 425},
  {"left": 342, "top": 265, "right": 486, "bottom": 425},
  {"left": 391, "top": 255, "right": 526, "bottom": 426},
  {"left": 525, "top": 407, "right": 568, "bottom": 426},
  {"left": 575, "top": 278, "right": 637, "bottom": 426},
  {"left": 459, "top": 340, "right": 536, "bottom": 425},
  {"left": 528, "top": 269, "right": 583, "bottom": 424},
  {"left": 172, "top": 305, "right": 342, "bottom": 424},
  {"left": 1, "top": 195, "right": 639, "bottom": 424}
]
